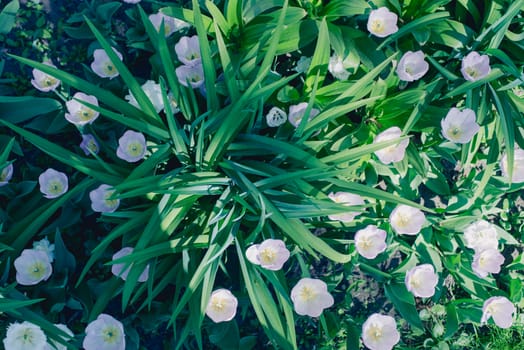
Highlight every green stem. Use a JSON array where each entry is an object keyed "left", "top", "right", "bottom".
[{"left": 358, "top": 262, "right": 392, "bottom": 281}]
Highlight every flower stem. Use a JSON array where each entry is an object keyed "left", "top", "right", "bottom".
[{"left": 358, "top": 262, "right": 392, "bottom": 281}]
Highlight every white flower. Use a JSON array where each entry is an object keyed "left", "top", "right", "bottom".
[
  {"left": 38, "top": 168, "right": 68, "bottom": 199},
  {"left": 327, "top": 192, "right": 365, "bottom": 222},
  {"left": 290, "top": 278, "right": 334, "bottom": 317},
  {"left": 149, "top": 13, "right": 189, "bottom": 37},
  {"left": 500, "top": 147, "right": 524, "bottom": 183},
  {"left": 14, "top": 249, "right": 52, "bottom": 285},
  {"left": 3, "top": 321, "right": 47, "bottom": 350},
  {"left": 461, "top": 51, "right": 491, "bottom": 81},
  {"left": 176, "top": 63, "right": 205, "bottom": 88},
  {"left": 31, "top": 61, "right": 61, "bottom": 92},
  {"left": 123, "top": 0, "right": 140, "bottom": 4},
  {"left": 116, "top": 130, "right": 147, "bottom": 163},
  {"left": 288, "top": 102, "right": 320, "bottom": 128},
  {"left": 205, "top": 289, "right": 238, "bottom": 323},
  {"left": 90, "top": 184, "right": 120, "bottom": 213},
  {"left": 65, "top": 92, "right": 100, "bottom": 126},
  {"left": 441, "top": 107, "right": 480, "bottom": 144},
  {"left": 245, "top": 239, "right": 290, "bottom": 271},
  {"left": 33, "top": 237, "right": 55, "bottom": 263},
  {"left": 354, "top": 225, "right": 387, "bottom": 259},
  {"left": 44, "top": 324, "right": 74, "bottom": 350},
  {"left": 80, "top": 134, "right": 100, "bottom": 156},
  {"left": 175, "top": 35, "right": 201, "bottom": 66},
  {"left": 328, "top": 55, "right": 350, "bottom": 81},
  {"left": 367, "top": 7, "right": 398, "bottom": 38},
  {"left": 373, "top": 126, "right": 409, "bottom": 164},
  {"left": 0, "top": 163, "right": 13, "bottom": 187},
  {"left": 472, "top": 249, "right": 505, "bottom": 278},
  {"left": 83, "top": 314, "right": 125, "bottom": 350},
  {"left": 481, "top": 296, "right": 515, "bottom": 329},
  {"left": 389, "top": 204, "right": 425, "bottom": 235},
  {"left": 125, "top": 80, "right": 164, "bottom": 113},
  {"left": 405, "top": 264, "right": 439, "bottom": 298},
  {"left": 111, "top": 247, "right": 149, "bottom": 282},
  {"left": 91, "top": 48, "right": 123, "bottom": 79},
  {"left": 361, "top": 313, "right": 400, "bottom": 350},
  {"left": 463, "top": 220, "right": 498, "bottom": 252},
  {"left": 294, "top": 56, "right": 312, "bottom": 73},
  {"left": 266, "top": 107, "right": 287, "bottom": 127},
  {"left": 396, "top": 51, "right": 429, "bottom": 82}
]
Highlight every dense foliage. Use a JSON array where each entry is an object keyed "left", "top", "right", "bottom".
[{"left": 1, "top": 0, "right": 523, "bottom": 349}]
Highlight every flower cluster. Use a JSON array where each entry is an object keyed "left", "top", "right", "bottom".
[
  {"left": 464, "top": 220, "right": 504, "bottom": 278},
  {"left": 175, "top": 35, "right": 205, "bottom": 88}
]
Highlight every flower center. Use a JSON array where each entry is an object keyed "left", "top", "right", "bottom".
[
  {"left": 87, "top": 140, "right": 99, "bottom": 153},
  {"left": 103, "top": 63, "right": 117, "bottom": 76},
  {"left": 357, "top": 237, "right": 372, "bottom": 251},
  {"left": 190, "top": 74, "right": 202, "bottom": 83},
  {"left": 299, "top": 286, "right": 317, "bottom": 302},
  {"left": 211, "top": 297, "right": 226, "bottom": 312},
  {"left": 409, "top": 274, "right": 421, "bottom": 289},
  {"left": 0, "top": 168, "right": 9, "bottom": 181},
  {"left": 127, "top": 142, "right": 144, "bottom": 156},
  {"left": 28, "top": 261, "right": 46, "bottom": 279},
  {"left": 447, "top": 126, "right": 463, "bottom": 140},
  {"left": 370, "top": 20, "right": 385, "bottom": 34},
  {"left": 366, "top": 324, "right": 383, "bottom": 341},
  {"left": 259, "top": 248, "right": 276, "bottom": 265},
  {"left": 42, "top": 76, "right": 57, "bottom": 87},
  {"left": 465, "top": 67, "right": 478, "bottom": 78},
  {"left": 17, "top": 328, "right": 36, "bottom": 345},
  {"left": 77, "top": 107, "right": 95, "bottom": 121},
  {"left": 104, "top": 191, "right": 118, "bottom": 207},
  {"left": 394, "top": 212, "right": 410, "bottom": 228},
  {"left": 186, "top": 52, "right": 200, "bottom": 61},
  {"left": 48, "top": 180, "right": 64, "bottom": 195},
  {"left": 102, "top": 326, "right": 120, "bottom": 344}
]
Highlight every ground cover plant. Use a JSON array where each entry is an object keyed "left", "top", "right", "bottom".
[{"left": 0, "top": 0, "right": 523, "bottom": 349}]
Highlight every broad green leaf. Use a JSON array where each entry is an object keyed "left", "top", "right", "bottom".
[
  {"left": 0, "top": 0, "right": 19, "bottom": 34},
  {"left": 0, "top": 96, "right": 62, "bottom": 123}
]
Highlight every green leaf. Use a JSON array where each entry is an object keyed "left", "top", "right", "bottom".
[
  {"left": 305, "top": 18, "right": 330, "bottom": 92},
  {"left": 378, "top": 12, "right": 450, "bottom": 50},
  {"left": 322, "top": 0, "right": 369, "bottom": 18},
  {"left": 235, "top": 239, "right": 294, "bottom": 350},
  {"left": 0, "top": 120, "right": 125, "bottom": 184},
  {"left": 0, "top": 297, "right": 44, "bottom": 313},
  {"left": 54, "top": 229, "right": 77, "bottom": 274},
  {"left": 0, "top": 96, "right": 62, "bottom": 123},
  {"left": 0, "top": 0, "right": 19, "bottom": 34},
  {"left": 208, "top": 321, "right": 240, "bottom": 350},
  {"left": 192, "top": 0, "right": 219, "bottom": 112},
  {"left": 384, "top": 282, "right": 424, "bottom": 329},
  {"left": 443, "top": 68, "right": 504, "bottom": 98}
]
